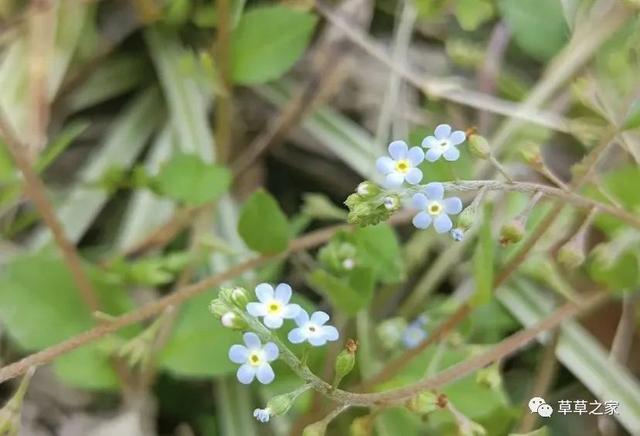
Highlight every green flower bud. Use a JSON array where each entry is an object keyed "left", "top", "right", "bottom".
[
  {"left": 406, "top": 390, "right": 439, "bottom": 415},
  {"left": 344, "top": 192, "right": 395, "bottom": 227},
  {"left": 382, "top": 195, "right": 400, "bottom": 211},
  {"left": 356, "top": 181, "right": 381, "bottom": 198},
  {"left": 499, "top": 218, "right": 525, "bottom": 245},
  {"left": 221, "top": 312, "right": 247, "bottom": 330},
  {"left": 520, "top": 143, "right": 542, "bottom": 168},
  {"left": 333, "top": 339, "right": 357, "bottom": 388},
  {"left": 558, "top": 239, "right": 586, "bottom": 269},
  {"left": 475, "top": 363, "right": 501, "bottom": 390},
  {"left": 265, "top": 392, "right": 296, "bottom": 417},
  {"left": 468, "top": 134, "right": 491, "bottom": 159},
  {"left": 0, "top": 368, "right": 34, "bottom": 436},
  {"left": 457, "top": 205, "right": 477, "bottom": 230},
  {"left": 230, "top": 287, "right": 249, "bottom": 308},
  {"left": 209, "top": 298, "right": 230, "bottom": 318}
]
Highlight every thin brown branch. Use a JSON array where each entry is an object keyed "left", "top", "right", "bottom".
[{"left": 0, "top": 108, "right": 101, "bottom": 311}]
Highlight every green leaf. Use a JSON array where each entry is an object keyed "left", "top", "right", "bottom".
[
  {"left": 455, "top": 0, "right": 495, "bottom": 31},
  {"left": 231, "top": 6, "right": 317, "bottom": 85},
  {"left": 471, "top": 205, "right": 494, "bottom": 307},
  {"left": 159, "top": 292, "right": 239, "bottom": 377},
  {"left": 238, "top": 189, "right": 290, "bottom": 254},
  {"left": 54, "top": 342, "right": 120, "bottom": 390},
  {"left": 353, "top": 224, "right": 404, "bottom": 284},
  {"left": 499, "top": 0, "right": 568, "bottom": 61},
  {"left": 307, "top": 267, "right": 375, "bottom": 316},
  {"left": 154, "top": 153, "right": 231, "bottom": 206},
  {"left": 0, "top": 251, "right": 135, "bottom": 389}
]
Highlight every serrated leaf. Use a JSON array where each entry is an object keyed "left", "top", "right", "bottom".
[
  {"left": 499, "top": 0, "right": 568, "bottom": 61},
  {"left": 238, "top": 189, "right": 290, "bottom": 254},
  {"left": 231, "top": 6, "right": 317, "bottom": 85},
  {"left": 154, "top": 153, "right": 231, "bottom": 206},
  {"left": 307, "top": 267, "right": 374, "bottom": 315}
]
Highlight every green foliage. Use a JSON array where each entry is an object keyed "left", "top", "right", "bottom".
[
  {"left": 0, "top": 251, "right": 135, "bottom": 389},
  {"left": 499, "top": 0, "right": 568, "bottom": 61},
  {"left": 238, "top": 189, "right": 290, "bottom": 254},
  {"left": 154, "top": 153, "right": 231, "bottom": 206},
  {"left": 231, "top": 6, "right": 318, "bottom": 85},
  {"left": 471, "top": 206, "right": 494, "bottom": 307},
  {"left": 352, "top": 224, "right": 404, "bottom": 284},
  {"left": 455, "top": 0, "right": 495, "bottom": 31},
  {"left": 623, "top": 99, "right": 640, "bottom": 130},
  {"left": 307, "top": 267, "right": 375, "bottom": 316}
]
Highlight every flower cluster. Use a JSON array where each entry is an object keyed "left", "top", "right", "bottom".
[
  {"left": 347, "top": 124, "right": 467, "bottom": 240},
  {"left": 219, "top": 283, "right": 339, "bottom": 386}
]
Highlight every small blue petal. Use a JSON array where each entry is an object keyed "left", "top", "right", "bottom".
[
  {"left": 421, "top": 136, "right": 439, "bottom": 149},
  {"left": 449, "top": 130, "right": 466, "bottom": 145},
  {"left": 321, "top": 325, "right": 339, "bottom": 342},
  {"left": 434, "top": 214, "right": 453, "bottom": 233},
  {"left": 229, "top": 345, "right": 249, "bottom": 363},
  {"left": 425, "top": 148, "right": 442, "bottom": 162},
  {"left": 288, "top": 328, "right": 306, "bottom": 344},
  {"left": 405, "top": 167, "right": 423, "bottom": 185},
  {"left": 243, "top": 332, "right": 261, "bottom": 349},
  {"left": 263, "top": 342, "right": 279, "bottom": 361},
  {"left": 264, "top": 315, "right": 284, "bottom": 329},
  {"left": 388, "top": 140, "right": 408, "bottom": 160},
  {"left": 443, "top": 146, "right": 460, "bottom": 161},
  {"left": 443, "top": 197, "right": 463, "bottom": 214},
  {"left": 412, "top": 193, "right": 428, "bottom": 210},
  {"left": 237, "top": 364, "right": 256, "bottom": 384},
  {"left": 255, "top": 283, "right": 274, "bottom": 303},
  {"left": 412, "top": 211, "right": 432, "bottom": 229},
  {"left": 294, "top": 309, "right": 310, "bottom": 325},
  {"left": 376, "top": 156, "right": 395, "bottom": 174},
  {"left": 406, "top": 147, "right": 425, "bottom": 166},
  {"left": 434, "top": 124, "right": 452, "bottom": 140},
  {"left": 247, "top": 302, "right": 267, "bottom": 317},
  {"left": 256, "top": 364, "right": 275, "bottom": 384},
  {"left": 308, "top": 335, "right": 327, "bottom": 347},
  {"left": 424, "top": 182, "right": 444, "bottom": 200},
  {"left": 384, "top": 172, "right": 404, "bottom": 188},
  {"left": 310, "top": 311, "right": 330, "bottom": 325},
  {"left": 274, "top": 283, "right": 292, "bottom": 303}
]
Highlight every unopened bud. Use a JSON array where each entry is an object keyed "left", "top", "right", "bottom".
[
  {"left": 221, "top": 312, "right": 247, "bottom": 330},
  {"left": 342, "top": 258, "right": 355, "bottom": 270},
  {"left": 356, "top": 181, "right": 380, "bottom": 198},
  {"left": 265, "top": 392, "right": 295, "bottom": 416},
  {"left": 499, "top": 218, "right": 525, "bottom": 245},
  {"left": 468, "top": 134, "right": 491, "bottom": 159},
  {"left": 406, "top": 390, "right": 439, "bottom": 415},
  {"left": 209, "top": 298, "right": 229, "bottom": 318},
  {"left": 230, "top": 287, "right": 249, "bottom": 308},
  {"left": 457, "top": 205, "right": 476, "bottom": 230},
  {"left": 333, "top": 339, "right": 357, "bottom": 388},
  {"left": 383, "top": 195, "right": 400, "bottom": 211},
  {"left": 558, "top": 239, "right": 586, "bottom": 269},
  {"left": 520, "top": 143, "right": 543, "bottom": 168},
  {"left": 475, "top": 363, "right": 501, "bottom": 390},
  {"left": 0, "top": 368, "right": 35, "bottom": 436},
  {"left": 450, "top": 228, "right": 465, "bottom": 242}
]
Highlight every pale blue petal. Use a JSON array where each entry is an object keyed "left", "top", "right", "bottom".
[
  {"left": 288, "top": 328, "right": 307, "bottom": 344},
  {"left": 376, "top": 156, "right": 395, "bottom": 174},
  {"left": 283, "top": 303, "right": 301, "bottom": 319},
  {"left": 412, "top": 211, "right": 432, "bottom": 229},
  {"left": 309, "top": 335, "right": 327, "bottom": 347},
  {"left": 274, "top": 283, "right": 292, "bottom": 303},
  {"left": 237, "top": 364, "right": 256, "bottom": 384},
  {"left": 310, "top": 311, "right": 330, "bottom": 325},
  {"left": 421, "top": 136, "right": 439, "bottom": 149},
  {"left": 294, "top": 310, "right": 310, "bottom": 326},
  {"left": 412, "top": 193, "right": 428, "bottom": 210},
  {"left": 256, "top": 364, "right": 275, "bottom": 384},
  {"left": 388, "top": 140, "right": 408, "bottom": 160},
  {"left": 425, "top": 148, "right": 442, "bottom": 162},
  {"left": 263, "top": 342, "right": 279, "bottom": 361},
  {"left": 229, "top": 345, "right": 249, "bottom": 363},
  {"left": 434, "top": 214, "right": 453, "bottom": 233},
  {"left": 449, "top": 130, "right": 466, "bottom": 145},
  {"left": 263, "top": 315, "right": 283, "bottom": 329},
  {"left": 247, "top": 302, "right": 267, "bottom": 317},
  {"left": 243, "top": 332, "right": 261, "bottom": 349},
  {"left": 384, "top": 172, "right": 404, "bottom": 188},
  {"left": 443, "top": 146, "right": 460, "bottom": 161},
  {"left": 443, "top": 197, "right": 463, "bottom": 214},
  {"left": 406, "top": 147, "right": 424, "bottom": 166},
  {"left": 255, "top": 283, "right": 274, "bottom": 303},
  {"left": 434, "top": 124, "right": 451, "bottom": 140},
  {"left": 321, "top": 325, "right": 339, "bottom": 341},
  {"left": 405, "top": 168, "right": 423, "bottom": 185},
  {"left": 424, "top": 182, "right": 444, "bottom": 200}
]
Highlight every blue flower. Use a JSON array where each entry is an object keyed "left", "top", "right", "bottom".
[
  {"left": 288, "top": 310, "right": 339, "bottom": 346},
  {"left": 402, "top": 317, "right": 428, "bottom": 349},
  {"left": 376, "top": 140, "right": 424, "bottom": 188},
  {"left": 253, "top": 408, "right": 271, "bottom": 423},
  {"left": 247, "top": 283, "right": 302, "bottom": 329},
  {"left": 421, "top": 124, "right": 466, "bottom": 162},
  {"left": 412, "top": 182, "right": 463, "bottom": 233},
  {"left": 451, "top": 228, "right": 465, "bottom": 241},
  {"left": 229, "top": 332, "right": 279, "bottom": 384}
]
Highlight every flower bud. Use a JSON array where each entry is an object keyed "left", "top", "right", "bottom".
[
  {"left": 221, "top": 312, "right": 247, "bottom": 330},
  {"left": 406, "top": 391, "right": 439, "bottom": 415},
  {"left": 265, "top": 392, "right": 295, "bottom": 417},
  {"left": 382, "top": 195, "right": 400, "bottom": 211},
  {"left": 558, "top": 239, "right": 586, "bottom": 269},
  {"left": 450, "top": 228, "right": 465, "bottom": 242},
  {"left": 0, "top": 368, "right": 34, "bottom": 436},
  {"left": 520, "top": 143, "right": 543, "bottom": 168},
  {"left": 333, "top": 339, "right": 357, "bottom": 388},
  {"left": 475, "top": 363, "right": 501, "bottom": 390},
  {"left": 468, "top": 134, "right": 491, "bottom": 159},
  {"left": 457, "top": 205, "right": 476, "bottom": 230},
  {"left": 356, "top": 181, "right": 381, "bottom": 198},
  {"left": 209, "top": 298, "right": 230, "bottom": 318},
  {"left": 345, "top": 191, "right": 395, "bottom": 227},
  {"left": 499, "top": 218, "right": 525, "bottom": 245},
  {"left": 230, "top": 287, "right": 249, "bottom": 308}
]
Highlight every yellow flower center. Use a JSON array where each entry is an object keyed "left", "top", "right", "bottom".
[
  {"left": 248, "top": 352, "right": 263, "bottom": 367},
  {"left": 394, "top": 159, "right": 410, "bottom": 174},
  {"left": 427, "top": 202, "right": 443, "bottom": 216},
  {"left": 267, "top": 301, "right": 282, "bottom": 314}
]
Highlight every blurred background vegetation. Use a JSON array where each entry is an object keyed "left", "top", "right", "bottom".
[{"left": 0, "top": 0, "right": 639, "bottom": 435}]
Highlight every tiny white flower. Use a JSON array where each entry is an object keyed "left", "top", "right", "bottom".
[
  {"left": 412, "top": 182, "right": 463, "bottom": 233},
  {"left": 221, "top": 312, "right": 236, "bottom": 328},
  {"left": 253, "top": 408, "right": 271, "bottom": 423},
  {"left": 383, "top": 196, "right": 399, "bottom": 210},
  {"left": 247, "top": 283, "right": 302, "bottom": 329},
  {"left": 376, "top": 140, "right": 425, "bottom": 188},
  {"left": 229, "top": 332, "right": 279, "bottom": 384},
  {"left": 288, "top": 311, "right": 339, "bottom": 347},
  {"left": 342, "top": 258, "right": 355, "bottom": 270},
  {"left": 421, "top": 124, "right": 466, "bottom": 162}
]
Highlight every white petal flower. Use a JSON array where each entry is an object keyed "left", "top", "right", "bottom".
[
  {"left": 228, "top": 332, "right": 279, "bottom": 384},
  {"left": 376, "top": 140, "right": 424, "bottom": 188},
  {"left": 411, "top": 182, "right": 463, "bottom": 234},
  {"left": 253, "top": 408, "right": 271, "bottom": 423},
  {"left": 402, "top": 319, "right": 428, "bottom": 349},
  {"left": 421, "top": 124, "right": 466, "bottom": 162},
  {"left": 287, "top": 310, "right": 339, "bottom": 347},
  {"left": 246, "top": 283, "right": 302, "bottom": 329}
]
